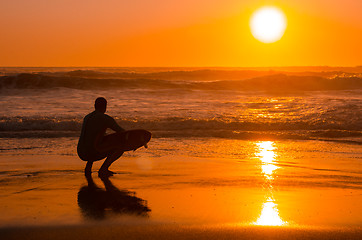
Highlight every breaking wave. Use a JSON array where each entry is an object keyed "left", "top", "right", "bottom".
[
  {"left": 1, "top": 71, "right": 362, "bottom": 92},
  {"left": 1, "top": 68, "right": 361, "bottom": 142},
  {"left": 0, "top": 117, "right": 361, "bottom": 142}
]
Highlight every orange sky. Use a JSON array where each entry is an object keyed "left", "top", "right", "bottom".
[{"left": 0, "top": 0, "right": 361, "bottom": 67}]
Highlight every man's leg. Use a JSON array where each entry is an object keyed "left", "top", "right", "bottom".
[
  {"left": 95, "top": 132, "right": 125, "bottom": 177},
  {"left": 98, "top": 149, "right": 124, "bottom": 177},
  {"left": 85, "top": 161, "right": 93, "bottom": 176}
]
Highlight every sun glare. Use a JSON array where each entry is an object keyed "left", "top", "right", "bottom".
[
  {"left": 250, "top": 6, "right": 287, "bottom": 43},
  {"left": 256, "top": 141, "right": 279, "bottom": 179},
  {"left": 254, "top": 141, "right": 287, "bottom": 226},
  {"left": 255, "top": 197, "right": 286, "bottom": 226}
]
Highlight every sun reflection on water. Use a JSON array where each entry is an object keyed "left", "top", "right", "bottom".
[
  {"left": 255, "top": 197, "right": 285, "bottom": 226},
  {"left": 256, "top": 141, "right": 279, "bottom": 179},
  {"left": 254, "top": 141, "right": 287, "bottom": 226}
]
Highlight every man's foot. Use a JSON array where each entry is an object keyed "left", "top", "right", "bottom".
[{"left": 98, "top": 169, "right": 116, "bottom": 178}]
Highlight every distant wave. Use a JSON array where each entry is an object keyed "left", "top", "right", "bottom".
[
  {"left": 1, "top": 71, "right": 362, "bottom": 91},
  {"left": 0, "top": 117, "right": 361, "bottom": 141}
]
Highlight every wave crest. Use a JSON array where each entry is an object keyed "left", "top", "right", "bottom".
[
  {"left": 0, "top": 117, "right": 361, "bottom": 141},
  {"left": 1, "top": 71, "right": 362, "bottom": 91}
]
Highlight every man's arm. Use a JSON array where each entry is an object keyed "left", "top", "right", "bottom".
[{"left": 107, "top": 115, "right": 125, "bottom": 132}]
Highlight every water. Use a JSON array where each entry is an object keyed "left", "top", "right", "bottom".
[
  {"left": 0, "top": 138, "right": 361, "bottom": 227},
  {"left": 0, "top": 67, "right": 361, "bottom": 142},
  {"left": 0, "top": 67, "right": 361, "bottom": 228}
]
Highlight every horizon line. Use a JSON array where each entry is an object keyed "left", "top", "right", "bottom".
[{"left": 1, "top": 65, "right": 361, "bottom": 68}]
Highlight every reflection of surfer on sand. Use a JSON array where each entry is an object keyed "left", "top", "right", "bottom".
[
  {"left": 77, "top": 97, "right": 151, "bottom": 178},
  {"left": 77, "top": 174, "right": 151, "bottom": 220}
]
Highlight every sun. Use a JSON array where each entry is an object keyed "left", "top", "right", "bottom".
[{"left": 250, "top": 6, "right": 287, "bottom": 43}]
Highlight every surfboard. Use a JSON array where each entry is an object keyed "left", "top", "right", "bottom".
[{"left": 115, "top": 129, "right": 152, "bottom": 151}]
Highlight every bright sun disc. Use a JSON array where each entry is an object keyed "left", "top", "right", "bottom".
[{"left": 250, "top": 6, "right": 287, "bottom": 43}]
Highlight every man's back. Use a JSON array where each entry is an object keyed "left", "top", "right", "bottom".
[{"left": 77, "top": 110, "right": 124, "bottom": 160}]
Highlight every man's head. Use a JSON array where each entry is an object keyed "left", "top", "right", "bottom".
[{"left": 94, "top": 97, "right": 107, "bottom": 113}]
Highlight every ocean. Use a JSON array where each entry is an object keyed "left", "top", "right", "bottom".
[{"left": 0, "top": 67, "right": 361, "bottom": 142}]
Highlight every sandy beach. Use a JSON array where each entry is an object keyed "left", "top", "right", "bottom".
[{"left": 0, "top": 137, "right": 361, "bottom": 239}]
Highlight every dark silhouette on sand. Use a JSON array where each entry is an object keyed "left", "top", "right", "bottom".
[
  {"left": 77, "top": 97, "right": 126, "bottom": 178},
  {"left": 77, "top": 174, "right": 150, "bottom": 220}
]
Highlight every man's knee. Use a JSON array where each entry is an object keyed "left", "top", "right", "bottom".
[{"left": 109, "top": 149, "right": 124, "bottom": 159}]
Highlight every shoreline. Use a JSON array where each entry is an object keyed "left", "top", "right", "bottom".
[
  {"left": 1, "top": 223, "right": 361, "bottom": 240},
  {"left": 0, "top": 138, "right": 361, "bottom": 235}
]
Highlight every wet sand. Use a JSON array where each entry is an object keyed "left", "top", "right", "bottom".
[
  {"left": 0, "top": 138, "right": 361, "bottom": 239},
  {"left": 2, "top": 224, "right": 361, "bottom": 240}
]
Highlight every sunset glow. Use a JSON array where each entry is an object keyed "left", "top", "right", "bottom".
[
  {"left": 0, "top": 1, "right": 361, "bottom": 237},
  {"left": 0, "top": 1, "right": 361, "bottom": 66}
]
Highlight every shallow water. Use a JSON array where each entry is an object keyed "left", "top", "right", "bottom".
[{"left": 0, "top": 138, "right": 361, "bottom": 228}]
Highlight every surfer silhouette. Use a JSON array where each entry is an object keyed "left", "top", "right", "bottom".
[{"left": 77, "top": 97, "right": 126, "bottom": 178}]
